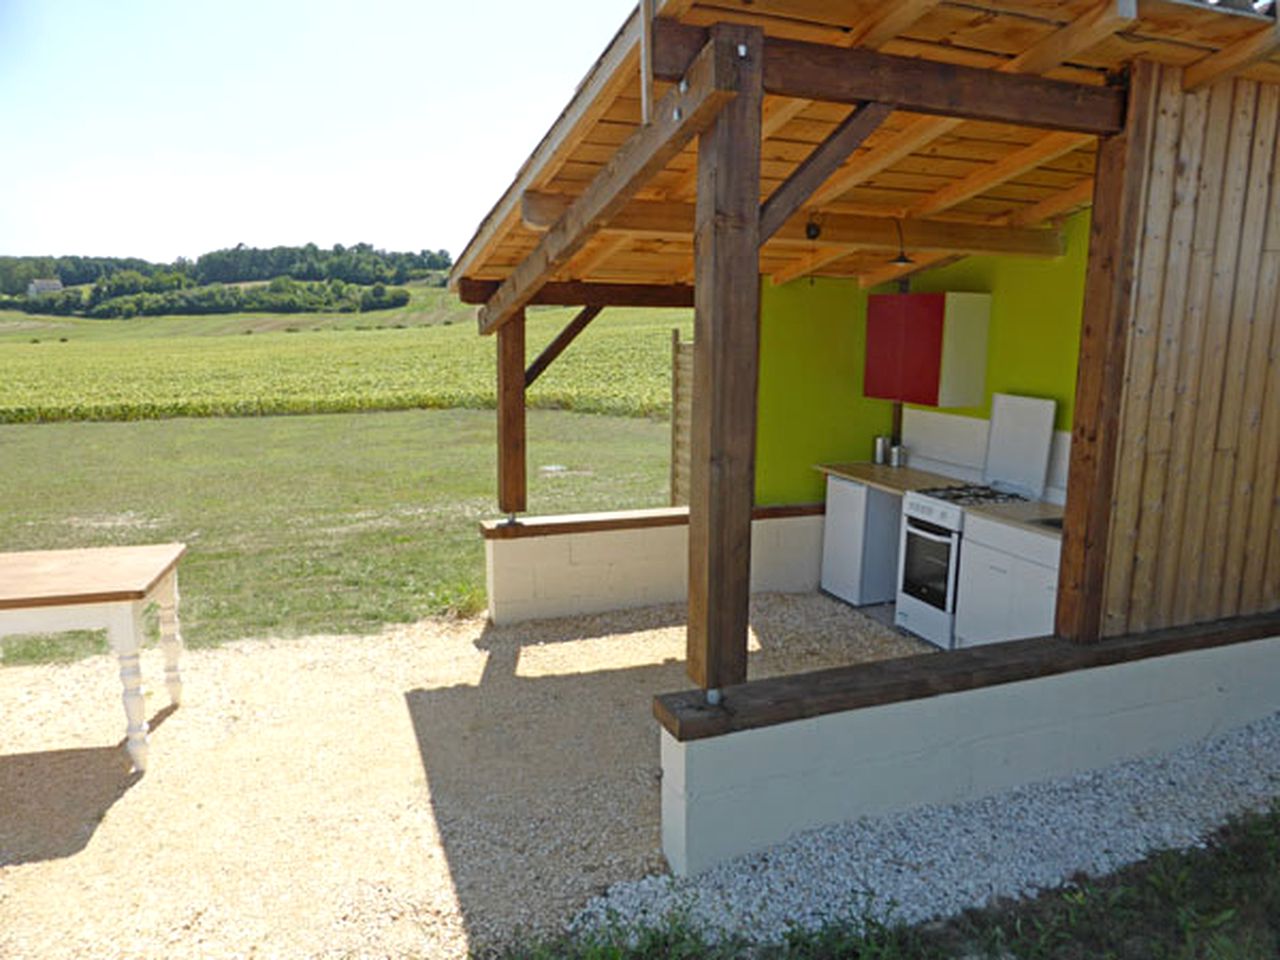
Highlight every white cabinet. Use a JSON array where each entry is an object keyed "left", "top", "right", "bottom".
[
  {"left": 820, "top": 475, "right": 901, "bottom": 606},
  {"left": 955, "top": 514, "right": 1060, "bottom": 647}
]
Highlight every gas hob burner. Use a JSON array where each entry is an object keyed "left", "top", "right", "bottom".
[{"left": 914, "top": 483, "right": 1029, "bottom": 506}]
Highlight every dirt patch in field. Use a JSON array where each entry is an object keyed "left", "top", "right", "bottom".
[{"left": 0, "top": 593, "right": 928, "bottom": 959}]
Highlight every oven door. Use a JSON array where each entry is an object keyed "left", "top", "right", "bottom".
[{"left": 899, "top": 516, "right": 959, "bottom": 613}]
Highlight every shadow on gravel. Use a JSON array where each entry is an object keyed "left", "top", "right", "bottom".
[
  {"left": 403, "top": 608, "right": 687, "bottom": 951},
  {"left": 0, "top": 704, "right": 175, "bottom": 866},
  {"left": 402, "top": 596, "right": 921, "bottom": 951}
]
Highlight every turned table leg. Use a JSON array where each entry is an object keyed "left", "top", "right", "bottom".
[
  {"left": 107, "top": 602, "right": 149, "bottom": 773},
  {"left": 156, "top": 571, "right": 183, "bottom": 705}
]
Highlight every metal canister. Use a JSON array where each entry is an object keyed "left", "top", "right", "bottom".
[
  {"left": 873, "top": 435, "right": 890, "bottom": 464},
  {"left": 889, "top": 444, "right": 907, "bottom": 468}
]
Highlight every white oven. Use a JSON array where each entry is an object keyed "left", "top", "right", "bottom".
[{"left": 895, "top": 493, "right": 963, "bottom": 649}]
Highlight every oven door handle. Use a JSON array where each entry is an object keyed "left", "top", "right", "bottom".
[{"left": 905, "top": 523, "right": 955, "bottom": 544}]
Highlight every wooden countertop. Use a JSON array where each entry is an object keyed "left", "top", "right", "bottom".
[
  {"left": 0, "top": 543, "right": 187, "bottom": 609},
  {"left": 816, "top": 462, "right": 961, "bottom": 496},
  {"left": 818, "top": 462, "right": 1065, "bottom": 539}
]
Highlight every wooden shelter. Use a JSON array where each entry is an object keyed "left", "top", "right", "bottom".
[{"left": 454, "top": 0, "right": 1280, "bottom": 872}]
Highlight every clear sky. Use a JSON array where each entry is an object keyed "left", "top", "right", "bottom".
[{"left": 0, "top": 0, "right": 633, "bottom": 263}]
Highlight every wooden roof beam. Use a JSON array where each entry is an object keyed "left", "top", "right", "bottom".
[
  {"left": 805, "top": 0, "right": 1137, "bottom": 209},
  {"left": 853, "top": 174, "right": 1098, "bottom": 289},
  {"left": 520, "top": 193, "right": 1065, "bottom": 258},
  {"left": 457, "top": 278, "right": 693, "bottom": 307},
  {"left": 652, "top": 22, "right": 1126, "bottom": 134},
  {"left": 1183, "top": 21, "right": 1280, "bottom": 91},
  {"left": 476, "top": 30, "right": 745, "bottom": 335}
]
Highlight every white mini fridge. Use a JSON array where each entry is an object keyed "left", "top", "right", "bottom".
[{"left": 820, "top": 475, "right": 902, "bottom": 606}]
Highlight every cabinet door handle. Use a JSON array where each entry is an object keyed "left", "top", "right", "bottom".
[{"left": 988, "top": 564, "right": 1008, "bottom": 575}]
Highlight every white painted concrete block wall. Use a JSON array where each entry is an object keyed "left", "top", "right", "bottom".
[
  {"left": 661, "top": 634, "right": 1280, "bottom": 875},
  {"left": 486, "top": 514, "right": 824, "bottom": 624}
]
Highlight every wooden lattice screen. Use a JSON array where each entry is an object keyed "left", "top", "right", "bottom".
[{"left": 671, "top": 329, "right": 694, "bottom": 505}]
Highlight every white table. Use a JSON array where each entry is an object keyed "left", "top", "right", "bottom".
[{"left": 0, "top": 543, "right": 187, "bottom": 772}]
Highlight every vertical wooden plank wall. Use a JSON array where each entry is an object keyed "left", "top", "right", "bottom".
[{"left": 1103, "top": 64, "right": 1280, "bottom": 636}]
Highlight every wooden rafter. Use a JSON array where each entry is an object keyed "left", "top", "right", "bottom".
[
  {"left": 806, "top": 0, "right": 1137, "bottom": 209},
  {"left": 524, "top": 306, "right": 604, "bottom": 388},
  {"left": 1005, "top": 177, "right": 1096, "bottom": 227},
  {"left": 1183, "top": 20, "right": 1280, "bottom": 91},
  {"left": 476, "top": 32, "right": 742, "bottom": 335},
  {"left": 760, "top": 102, "right": 894, "bottom": 241},
  {"left": 908, "top": 131, "right": 1094, "bottom": 218}
]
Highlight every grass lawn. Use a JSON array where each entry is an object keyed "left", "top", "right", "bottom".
[
  {"left": 0, "top": 284, "right": 693, "bottom": 422},
  {"left": 0, "top": 407, "right": 670, "bottom": 662}
]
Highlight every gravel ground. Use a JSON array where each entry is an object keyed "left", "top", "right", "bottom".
[
  {"left": 0, "top": 592, "right": 925, "bottom": 960},
  {"left": 573, "top": 710, "right": 1280, "bottom": 945}
]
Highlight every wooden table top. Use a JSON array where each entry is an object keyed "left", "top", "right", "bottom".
[{"left": 0, "top": 543, "right": 187, "bottom": 610}]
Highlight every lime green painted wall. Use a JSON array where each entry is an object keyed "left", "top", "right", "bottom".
[
  {"left": 892, "top": 210, "right": 1090, "bottom": 431},
  {"left": 754, "top": 210, "right": 1089, "bottom": 503},
  {"left": 755, "top": 277, "right": 894, "bottom": 505}
]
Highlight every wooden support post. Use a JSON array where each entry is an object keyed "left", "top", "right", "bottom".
[
  {"left": 497, "top": 309, "right": 527, "bottom": 514},
  {"left": 1056, "top": 61, "right": 1160, "bottom": 644},
  {"left": 687, "top": 23, "right": 763, "bottom": 691}
]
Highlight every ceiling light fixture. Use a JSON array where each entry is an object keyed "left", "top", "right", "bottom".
[{"left": 890, "top": 219, "right": 914, "bottom": 266}]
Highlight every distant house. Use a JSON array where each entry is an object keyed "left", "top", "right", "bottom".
[{"left": 26, "top": 278, "right": 63, "bottom": 298}]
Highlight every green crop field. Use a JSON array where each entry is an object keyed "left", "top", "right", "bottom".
[{"left": 0, "top": 282, "right": 693, "bottom": 423}]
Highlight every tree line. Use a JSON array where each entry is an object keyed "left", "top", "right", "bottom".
[
  {"left": 0, "top": 243, "right": 452, "bottom": 296},
  {"left": 3, "top": 275, "right": 411, "bottom": 318}
]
